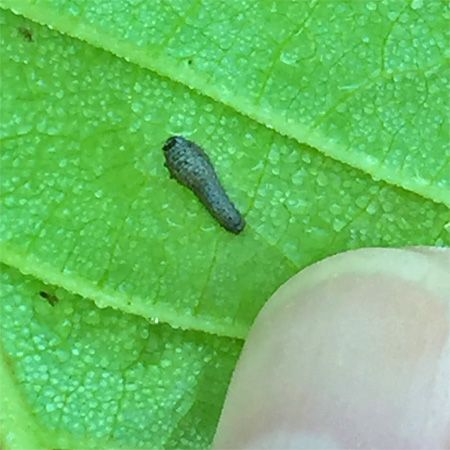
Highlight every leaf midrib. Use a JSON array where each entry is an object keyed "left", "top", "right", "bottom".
[{"left": 0, "top": 219, "right": 298, "bottom": 339}]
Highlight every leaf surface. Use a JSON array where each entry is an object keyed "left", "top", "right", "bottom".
[
  {"left": 1, "top": 0, "right": 449, "bottom": 204},
  {"left": 0, "top": 264, "right": 241, "bottom": 449},
  {"left": 0, "top": 3, "right": 449, "bottom": 449},
  {"left": 1, "top": 10, "right": 448, "bottom": 339}
]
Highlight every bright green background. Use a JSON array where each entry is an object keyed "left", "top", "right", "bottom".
[
  {"left": 0, "top": 1, "right": 449, "bottom": 448},
  {"left": 1, "top": 264, "right": 241, "bottom": 449}
]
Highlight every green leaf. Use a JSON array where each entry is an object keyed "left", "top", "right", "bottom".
[
  {"left": 1, "top": 0, "right": 449, "bottom": 205},
  {"left": 0, "top": 3, "right": 449, "bottom": 449},
  {"left": 0, "top": 264, "right": 241, "bottom": 449},
  {"left": 1, "top": 9, "right": 448, "bottom": 338}
]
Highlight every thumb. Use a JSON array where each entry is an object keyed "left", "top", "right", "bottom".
[{"left": 213, "top": 247, "right": 450, "bottom": 449}]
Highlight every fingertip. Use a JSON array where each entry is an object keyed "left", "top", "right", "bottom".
[{"left": 214, "top": 247, "right": 450, "bottom": 449}]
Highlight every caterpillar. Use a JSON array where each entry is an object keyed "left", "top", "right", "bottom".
[{"left": 163, "top": 136, "right": 245, "bottom": 234}]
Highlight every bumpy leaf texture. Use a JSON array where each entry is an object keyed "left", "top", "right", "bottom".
[
  {"left": 0, "top": 265, "right": 241, "bottom": 449},
  {"left": 2, "top": 0, "right": 449, "bottom": 204},
  {"left": 0, "top": 1, "right": 449, "bottom": 449}
]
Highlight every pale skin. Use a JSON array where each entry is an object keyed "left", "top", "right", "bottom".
[{"left": 213, "top": 247, "right": 450, "bottom": 449}]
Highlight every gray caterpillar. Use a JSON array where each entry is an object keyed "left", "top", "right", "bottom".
[{"left": 163, "top": 136, "right": 245, "bottom": 234}]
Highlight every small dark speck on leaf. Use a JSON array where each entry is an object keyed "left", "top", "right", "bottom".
[
  {"left": 39, "top": 291, "right": 58, "bottom": 306},
  {"left": 18, "top": 27, "right": 34, "bottom": 42}
]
